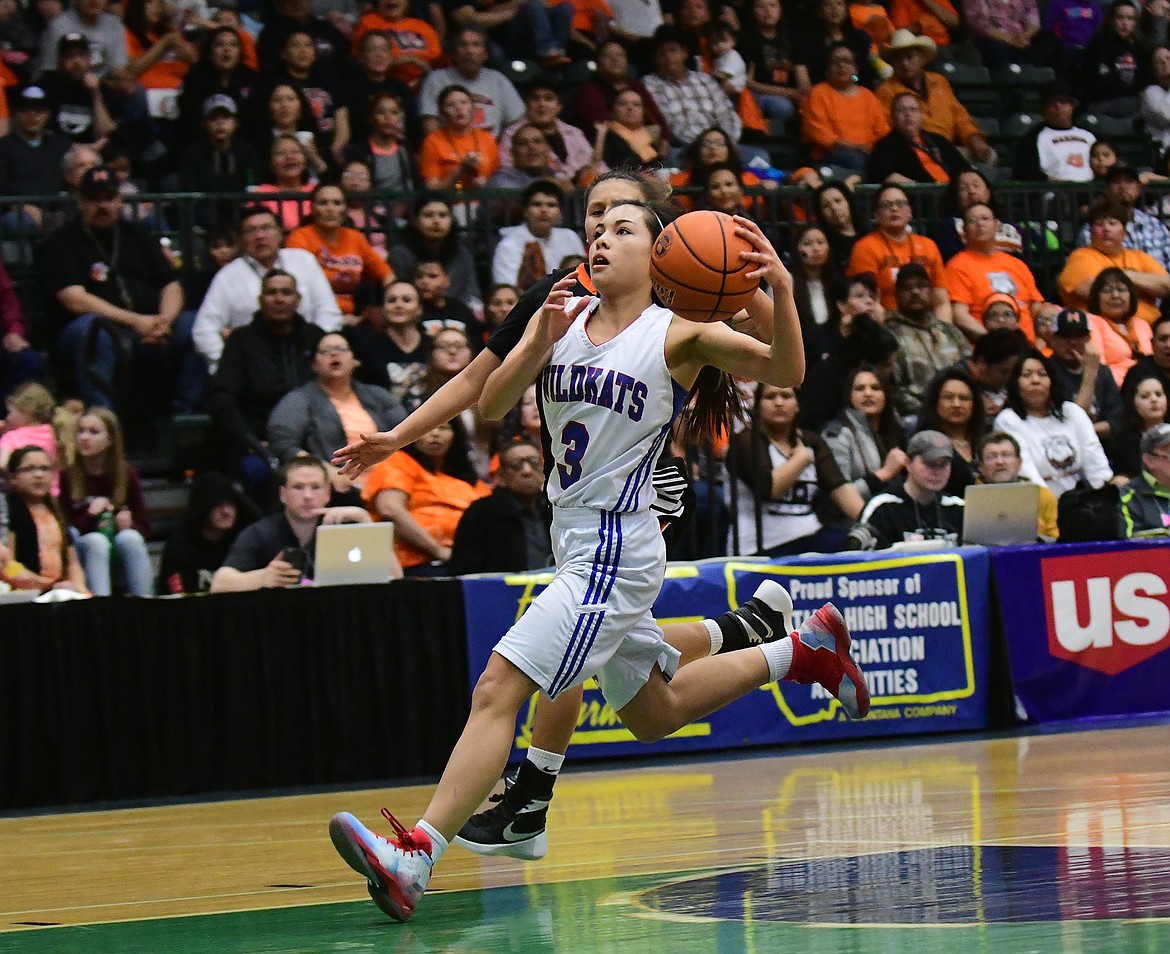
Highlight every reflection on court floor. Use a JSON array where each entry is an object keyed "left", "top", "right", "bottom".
[{"left": 3, "top": 722, "right": 1170, "bottom": 954}]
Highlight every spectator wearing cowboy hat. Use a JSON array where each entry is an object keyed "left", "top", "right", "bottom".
[
  {"left": 874, "top": 30, "right": 995, "bottom": 167},
  {"left": 1012, "top": 80, "right": 1097, "bottom": 182},
  {"left": 887, "top": 0, "right": 959, "bottom": 48}
]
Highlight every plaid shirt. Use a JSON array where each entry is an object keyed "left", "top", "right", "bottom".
[
  {"left": 1077, "top": 208, "right": 1170, "bottom": 274},
  {"left": 642, "top": 70, "right": 742, "bottom": 148}
]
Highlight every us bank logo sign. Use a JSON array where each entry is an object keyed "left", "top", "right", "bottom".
[{"left": 1042, "top": 549, "right": 1170, "bottom": 676}]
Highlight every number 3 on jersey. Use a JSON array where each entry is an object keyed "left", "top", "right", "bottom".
[{"left": 557, "top": 420, "right": 590, "bottom": 489}]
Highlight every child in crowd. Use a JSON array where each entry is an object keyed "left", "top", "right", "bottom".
[
  {"left": 185, "top": 225, "right": 240, "bottom": 310},
  {"left": 483, "top": 284, "right": 519, "bottom": 333},
  {"left": 1, "top": 383, "right": 61, "bottom": 496},
  {"left": 709, "top": 21, "right": 747, "bottom": 97},
  {"left": 60, "top": 407, "right": 154, "bottom": 597},
  {"left": 2, "top": 445, "right": 89, "bottom": 593},
  {"left": 413, "top": 258, "right": 486, "bottom": 347},
  {"left": 981, "top": 293, "right": 1025, "bottom": 336}
]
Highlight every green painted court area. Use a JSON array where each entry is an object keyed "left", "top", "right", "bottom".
[{"left": 6, "top": 849, "right": 1170, "bottom": 954}]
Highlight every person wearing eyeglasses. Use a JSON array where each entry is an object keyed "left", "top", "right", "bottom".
[
  {"left": 447, "top": 437, "right": 552, "bottom": 575},
  {"left": 847, "top": 183, "right": 952, "bottom": 323},
  {"left": 2, "top": 445, "right": 89, "bottom": 594},
  {"left": 1120, "top": 422, "right": 1170, "bottom": 535},
  {"left": 193, "top": 204, "right": 342, "bottom": 376},
  {"left": 267, "top": 332, "right": 406, "bottom": 506},
  {"left": 801, "top": 42, "right": 890, "bottom": 174}
]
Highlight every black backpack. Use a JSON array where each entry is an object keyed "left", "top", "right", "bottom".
[{"left": 1057, "top": 480, "right": 1122, "bottom": 542}]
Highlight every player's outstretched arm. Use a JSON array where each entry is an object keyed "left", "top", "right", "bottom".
[
  {"left": 332, "top": 348, "right": 503, "bottom": 478},
  {"left": 481, "top": 276, "right": 595, "bottom": 419}
]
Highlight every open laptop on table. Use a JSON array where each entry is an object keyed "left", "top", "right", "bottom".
[
  {"left": 314, "top": 523, "right": 396, "bottom": 586},
  {"left": 0, "top": 588, "right": 41, "bottom": 605},
  {"left": 962, "top": 483, "right": 1040, "bottom": 546}
]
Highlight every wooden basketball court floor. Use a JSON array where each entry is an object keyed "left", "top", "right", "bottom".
[{"left": 4, "top": 720, "right": 1170, "bottom": 954}]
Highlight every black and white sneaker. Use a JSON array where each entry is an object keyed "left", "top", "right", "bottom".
[
  {"left": 724, "top": 579, "right": 795, "bottom": 646},
  {"left": 453, "top": 763, "right": 554, "bottom": 860}
]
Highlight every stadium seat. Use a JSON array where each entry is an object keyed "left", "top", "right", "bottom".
[
  {"left": 935, "top": 62, "right": 1001, "bottom": 117},
  {"left": 974, "top": 116, "right": 1001, "bottom": 137},
  {"left": 990, "top": 64, "right": 1057, "bottom": 113},
  {"left": 1002, "top": 113, "right": 1042, "bottom": 138}
]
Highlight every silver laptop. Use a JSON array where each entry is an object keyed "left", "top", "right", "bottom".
[
  {"left": 962, "top": 483, "right": 1040, "bottom": 546},
  {"left": 0, "top": 588, "right": 41, "bottom": 605},
  {"left": 314, "top": 523, "right": 396, "bottom": 586}
]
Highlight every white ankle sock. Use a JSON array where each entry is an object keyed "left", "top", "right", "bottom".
[
  {"left": 526, "top": 747, "right": 565, "bottom": 775},
  {"left": 703, "top": 618, "right": 723, "bottom": 655},
  {"left": 759, "top": 636, "right": 794, "bottom": 683},
  {"left": 415, "top": 819, "right": 447, "bottom": 862}
]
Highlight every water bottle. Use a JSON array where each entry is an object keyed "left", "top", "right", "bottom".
[{"left": 98, "top": 508, "right": 117, "bottom": 542}]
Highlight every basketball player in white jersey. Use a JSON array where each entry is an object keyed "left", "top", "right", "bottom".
[
  {"left": 331, "top": 171, "right": 810, "bottom": 863},
  {"left": 328, "top": 201, "right": 872, "bottom": 923}
]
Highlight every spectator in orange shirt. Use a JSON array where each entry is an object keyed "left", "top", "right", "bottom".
[
  {"left": 1059, "top": 200, "right": 1170, "bottom": 324},
  {"left": 944, "top": 202, "right": 1059, "bottom": 342},
  {"left": 887, "top": 0, "right": 958, "bottom": 47},
  {"left": 801, "top": 43, "right": 890, "bottom": 173},
  {"left": 362, "top": 418, "right": 489, "bottom": 575},
  {"left": 847, "top": 183, "right": 952, "bottom": 321},
  {"left": 350, "top": 0, "right": 441, "bottom": 89},
  {"left": 123, "top": 0, "right": 196, "bottom": 91},
  {"left": 875, "top": 30, "right": 996, "bottom": 166},
  {"left": 570, "top": 0, "right": 613, "bottom": 54},
  {"left": 286, "top": 183, "right": 395, "bottom": 322},
  {"left": 417, "top": 84, "right": 499, "bottom": 189}
]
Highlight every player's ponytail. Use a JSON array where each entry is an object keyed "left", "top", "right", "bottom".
[{"left": 675, "top": 367, "right": 743, "bottom": 446}]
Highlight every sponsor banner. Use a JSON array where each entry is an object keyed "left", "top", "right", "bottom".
[
  {"left": 461, "top": 548, "right": 990, "bottom": 762},
  {"left": 991, "top": 540, "right": 1170, "bottom": 723}
]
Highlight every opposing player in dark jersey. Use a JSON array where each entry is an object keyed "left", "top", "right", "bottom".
[
  {"left": 333, "top": 171, "right": 802, "bottom": 861},
  {"left": 327, "top": 199, "right": 871, "bottom": 923}
]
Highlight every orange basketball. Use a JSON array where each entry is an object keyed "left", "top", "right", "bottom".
[{"left": 650, "top": 210, "right": 759, "bottom": 322}]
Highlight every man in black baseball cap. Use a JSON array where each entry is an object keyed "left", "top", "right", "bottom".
[
  {"left": 37, "top": 32, "right": 116, "bottom": 144},
  {"left": 1044, "top": 307, "right": 1125, "bottom": 444},
  {"left": 1076, "top": 164, "right": 1170, "bottom": 272},
  {"left": 39, "top": 161, "right": 200, "bottom": 414},
  {"left": 0, "top": 86, "right": 71, "bottom": 228}
]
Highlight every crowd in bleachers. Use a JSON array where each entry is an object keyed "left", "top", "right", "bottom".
[{"left": 2, "top": 0, "right": 1170, "bottom": 598}]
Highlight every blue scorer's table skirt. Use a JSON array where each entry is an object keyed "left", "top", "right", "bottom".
[{"left": 462, "top": 548, "right": 992, "bottom": 761}]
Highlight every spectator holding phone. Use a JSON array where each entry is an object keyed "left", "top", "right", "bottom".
[{"left": 210, "top": 455, "right": 389, "bottom": 592}]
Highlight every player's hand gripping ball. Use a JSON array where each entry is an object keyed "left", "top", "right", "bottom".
[{"left": 650, "top": 210, "right": 761, "bottom": 322}]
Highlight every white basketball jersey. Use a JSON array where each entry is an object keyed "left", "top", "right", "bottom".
[{"left": 540, "top": 302, "right": 688, "bottom": 512}]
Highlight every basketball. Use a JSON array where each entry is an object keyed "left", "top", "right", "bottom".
[{"left": 650, "top": 210, "right": 760, "bottom": 322}]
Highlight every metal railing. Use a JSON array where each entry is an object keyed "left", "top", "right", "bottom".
[{"left": 6, "top": 180, "right": 1160, "bottom": 557}]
